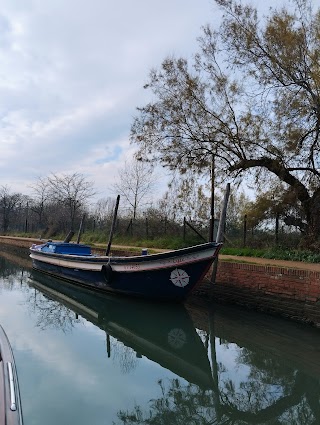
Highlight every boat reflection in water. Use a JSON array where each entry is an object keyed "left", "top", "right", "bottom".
[
  {"left": 28, "top": 271, "right": 213, "bottom": 390},
  {"left": 4, "top": 257, "right": 320, "bottom": 424}
]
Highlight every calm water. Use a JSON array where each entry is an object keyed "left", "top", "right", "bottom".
[{"left": 1, "top": 246, "right": 320, "bottom": 425}]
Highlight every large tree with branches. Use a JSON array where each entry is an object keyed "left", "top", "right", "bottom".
[{"left": 130, "top": 0, "right": 320, "bottom": 247}]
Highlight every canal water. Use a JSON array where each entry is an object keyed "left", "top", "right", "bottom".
[{"left": 0, "top": 245, "right": 320, "bottom": 424}]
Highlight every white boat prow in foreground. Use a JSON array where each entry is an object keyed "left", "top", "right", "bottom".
[{"left": 0, "top": 325, "right": 23, "bottom": 425}]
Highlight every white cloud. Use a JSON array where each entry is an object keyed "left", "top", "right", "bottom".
[{"left": 0, "top": 0, "right": 218, "bottom": 198}]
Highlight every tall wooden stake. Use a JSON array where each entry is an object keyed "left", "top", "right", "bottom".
[
  {"left": 105, "top": 195, "right": 120, "bottom": 256},
  {"left": 76, "top": 214, "right": 86, "bottom": 244},
  {"left": 63, "top": 230, "right": 74, "bottom": 243},
  {"left": 211, "top": 183, "right": 230, "bottom": 284},
  {"left": 209, "top": 154, "right": 215, "bottom": 242},
  {"left": 215, "top": 183, "right": 230, "bottom": 243}
]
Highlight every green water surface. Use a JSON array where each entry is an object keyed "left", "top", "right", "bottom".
[{"left": 0, "top": 247, "right": 319, "bottom": 425}]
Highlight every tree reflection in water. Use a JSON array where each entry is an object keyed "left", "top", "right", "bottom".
[
  {"left": 27, "top": 289, "right": 82, "bottom": 333},
  {"left": 26, "top": 287, "right": 140, "bottom": 373},
  {"left": 115, "top": 338, "right": 320, "bottom": 425},
  {"left": 0, "top": 257, "right": 24, "bottom": 288},
  {"left": 116, "top": 379, "right": 217, "bottom": 425},
  {"left": 111, "top": 340, "right": 139, "bottom": 374},
  {"left": 23, "top": 271, "right": 320, "bottom": 425}
]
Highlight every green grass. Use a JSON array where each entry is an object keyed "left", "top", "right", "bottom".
[
  {"left": 79, "top": 231, "right": 204, "bottom": 250},
  {"left": 8, "top": 231, "right": 203, "bottom": 250},
  {"left": 6, "top": 231, "right": 320, "bottom": 263},
  {"left": 221, "top": 246, "right": 320, "bottom": 263}
]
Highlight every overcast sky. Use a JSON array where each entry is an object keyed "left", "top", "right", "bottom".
[
  {"left": 0, "top": 0, "right": 221, "bottom": 201},
  {"left": 0, "top": 0, "right": 287, "bottom": 204}
]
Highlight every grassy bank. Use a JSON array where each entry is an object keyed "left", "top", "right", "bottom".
[{"left": 221, "top": 247, "right": 320, "bottom": 263}]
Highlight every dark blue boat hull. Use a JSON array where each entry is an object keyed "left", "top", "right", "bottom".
[
  {"left": 31, "top": 256, "right": 213, "bottom": 300},
  {"left": 30, "top": 242, "right": 222, "bottom": 301}
]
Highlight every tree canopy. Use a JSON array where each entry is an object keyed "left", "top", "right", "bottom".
[{"left": 130, "top": 0, "right": 320, "bottom": 246}]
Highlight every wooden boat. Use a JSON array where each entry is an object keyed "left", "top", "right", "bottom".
[
  {"left": 29, "top": 241, "right": 222, "bottom": 301},
  {"left": 28, "top": 271, "right": 214, "bottom": 389},
  {"left": 0, "top": 325, "right": 23, "bottom": 425}
]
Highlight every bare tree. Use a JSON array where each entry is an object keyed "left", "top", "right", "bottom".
[
  {"left": 112, "top": 159, "right": 156, "bottom": 219},
  {"left": 30, "top": 176, "right": 50, "bottom": 230},
  {"left": 0, "top": 186, "right": 22, "bottom": 233},
  {"left": 91, "top": 197, "right": 116, "bottom": 230},
  {"left": 46, "top": 172, "right": 96, "bottom": 230}
]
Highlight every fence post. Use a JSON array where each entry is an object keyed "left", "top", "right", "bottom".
[
  {"left": 275, "top": 212, "right": 279, "bottom": 245},
  {"left": 243, "top": 214, "right": 247, "bottom": 247},
  {"left": 25, "top": 201, "right": 29, "bottom": 233}
]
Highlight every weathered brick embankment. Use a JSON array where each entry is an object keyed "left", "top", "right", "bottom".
[
  {"left": 195, "top": 260, "right": 320, "bottom": 327},
  {"left": 1, "top": 236, "right": 319, "bottom": 327}
]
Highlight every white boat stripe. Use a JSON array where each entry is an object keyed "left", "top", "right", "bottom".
[{"left": 30, "top": 248, "right": 217, "bottom": 273}]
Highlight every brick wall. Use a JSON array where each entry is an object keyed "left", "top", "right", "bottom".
[{"left": 193, "top": 261, "right": 320, "bottom": 327}]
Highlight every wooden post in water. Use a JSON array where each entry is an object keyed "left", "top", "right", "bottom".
[
  {"left": 63, "top": 230, "right": 75, "bottom": 243},
  {"left": 209, "top": 310, "right": 222, "bottom": 420},
  {"left": 209, "top": 153, "right": 215, "bottom": 242},
  {"left": 211, "top": 183, "right": 230, "bottom": 284},
  {"left": 76, "top": 214, "right": 86, "bottom": 244},
  {"left": 106, "top": 334, "right": 111, "bottom": 358},
  {"left": 216, "top": 183, "right": 230, "bottom": 244},
  {"left": 105, "top": 195, "right": 120, "bottom": 256}
]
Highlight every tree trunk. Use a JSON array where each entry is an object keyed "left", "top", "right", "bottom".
[{"left": 301, "top": 193, "right": 320, "bottom": 248}]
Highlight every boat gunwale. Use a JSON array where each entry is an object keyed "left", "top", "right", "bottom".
[{"left": 30, "top": 242, "right": 222, "bottom": 264}]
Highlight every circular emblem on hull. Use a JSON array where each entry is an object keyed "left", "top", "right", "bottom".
[
  {"left": 170, "top": 268, "right": 190, "bottom": 287},
  {"left": 168, "top": 328, "right": 187, "bottom": 349}
]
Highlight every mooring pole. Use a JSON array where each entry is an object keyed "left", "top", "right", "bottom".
[
  {"left": 216, "top": 183, "right": 230, "bottom": 243},
  {"left": 211, "top": 183, "right": 230, "bottom": 283},
  {"left": 63, "top": 230, "right": 75, "bottom": 243},
  {"left": 105, "top": 195, "right": 120, "bottom": 256},
  {"left": 76, "top": 213, "right": 86, "bottom": 244},
  {"left": 209, "top": 153, "right": 215, "bottom": 242}
]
